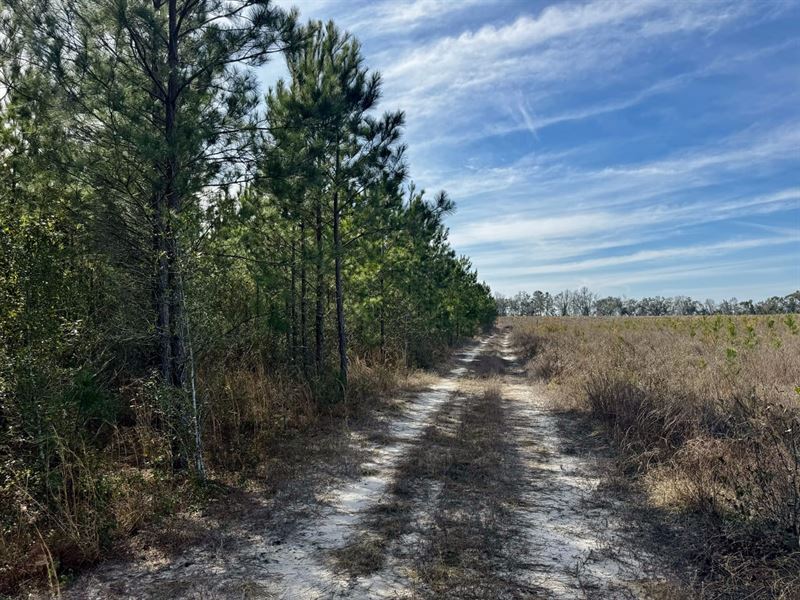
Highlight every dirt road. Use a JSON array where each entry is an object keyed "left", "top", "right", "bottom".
[{"left": 64, "top": 331, "right": 671, "bottom": 599}]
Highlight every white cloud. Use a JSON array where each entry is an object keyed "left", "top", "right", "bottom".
[
  {"left": 449, "top": 185, "right": 800, "bottom": 249},
  {"left": 346, "top": 0, "right": 487, "bottom": 34},
  {"left": 439, "top": 125, "right": 800, "bottom": 215},
  {"left": 383, "top": 0, "right": 656, "bottom": 81},
  {"left": 488, "top": 236, "right": 797, "bottom": 277},
  {"left": 377, "top": 0, "right": 756, "bottom": 123}
]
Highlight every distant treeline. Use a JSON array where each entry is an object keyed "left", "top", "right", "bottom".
[{"left": 495, "top": 287, "right": 800, "bottom": 317}]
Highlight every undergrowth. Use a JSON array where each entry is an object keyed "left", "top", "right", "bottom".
[{"left": 0, "top": 352, "right": 420, "bottom": 596}]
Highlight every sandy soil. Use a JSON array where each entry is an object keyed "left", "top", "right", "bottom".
[{"left": 60, "top": 332, "right": 673, "bottom": 599}]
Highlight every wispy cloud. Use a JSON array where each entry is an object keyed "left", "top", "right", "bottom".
[
  {"left": 490, "top": 236, "right": 797, "bottom": 277},
  {"left": 344, "top": 0, "right": 487, "bottom": 35},
  {"left": 490, "top": 254, "right": 798, "bottom": 298},
  {"left": 377, "top": 0, "right": 757, "bottom": 120},
  {"left": 451, "top": 190, "right": 798, "bottom": 248},
  {"left": 441, "top": 125, "right": 800, "bottom": 211}
]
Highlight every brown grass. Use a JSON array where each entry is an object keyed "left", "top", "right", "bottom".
[
  {"left": 334, "top": 382, "right": 537, "bottom": 597},
  {"left": 504, "top": 314, "right": 800, "bottom": 597},
  {"left": 1, "top": 354, "right": 422, "bottom": 596},
  {"left": 416, "top": 383, "right": 537, "bottom": 598}
]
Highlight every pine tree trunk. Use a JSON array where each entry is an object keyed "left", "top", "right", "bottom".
[
  {"left": 165, "top": 0, "right": 184, "bottom": 387},
  {"left": 177, "top": 267, "right": 205, "bottom": 480},
  {"left": 300, "top": 220, "right": 308, "bottom": 373},
  {"left": 332, "top": 149, "right": 347, "bottom": 386},
  {"left": 154, "top": 197, "right": 172, "bottom": 383},
  {"left": 285, "top": 290, "right": 291, "bottom": 359},
  {"left": 315, "top": 194, "right": 324, "bottom": 374},
  {"left": 379, "top": 241, "right": 385, "bottom": 362},
  {"left": 168, "top": 237, "right": 185, "bottom": 389},
  {"left": 290, "top": 233, "right": 297, "bottom": 365},
  {"left": 149, "top": 11, "right": 171, "bottom": 386},
  {"left": 165, "top": 0, "right": 188, "bottom": 469}
]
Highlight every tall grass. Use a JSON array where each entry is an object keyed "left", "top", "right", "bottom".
[
  {"left": 200, "top": 356, "right": 404, "bottom": 472},
  {"left": 507, "top": 314, "right": 800, "bottom": 596},
  {"left": 0, "top": 373, "right": 186, "bottom": 595}
]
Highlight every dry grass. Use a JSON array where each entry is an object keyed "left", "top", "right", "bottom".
[
  {"left": 332, "top": 382, "right": 537, "bottom": 598},
  {"left": 415, "top": 383, "right": 536, "bottom": 598},
  {"left": 0, "top": 379, "right": 198, "bottom": 596},
  {"left": 504, "top": 314, "right": 800, "bottom": 597},
  {"left": 1, "top": 354, "right": 422, "bottom": 596},
  {"left": 201, "top": 357, "right": 427, "bottom": 474},
  {"left": 469, "top": 354, "right": 508, "bottom": 379}
]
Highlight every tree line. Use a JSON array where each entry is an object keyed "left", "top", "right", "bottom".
[
  {"left": 0, "top": 0, "right": 495, "bottom": 501},
  {"left": 496, "top": 287, "right": 800, "bottom": 317}
]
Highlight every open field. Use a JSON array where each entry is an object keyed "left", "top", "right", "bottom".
[{"left": 506, "top": 314, "right": 800, "bottom": 597}]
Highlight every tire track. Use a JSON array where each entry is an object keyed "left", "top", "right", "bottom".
[
  {"left": 64, "top": 331, "right": 673, "bottom": 599},
  {"left": 497, "top": 331, "right": 669, "bottom": 599},
  {"left": 65, "top": 337, "right": 493, "bottom": 599}
]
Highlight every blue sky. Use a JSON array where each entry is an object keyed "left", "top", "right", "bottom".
[{"left": 259, "top": 0, "right": 800, "bottom": 300}]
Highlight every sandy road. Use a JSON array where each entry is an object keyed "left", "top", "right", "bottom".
[
  {"left": 63, "top": 331, "right": 669, "bottom": 599},
  {"left": 497, "top": 334, "right": 667, "bottom": 598}
]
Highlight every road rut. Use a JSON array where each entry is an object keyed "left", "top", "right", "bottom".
[{"left": 64, "top": 332, "right": 670, "bottom": 599}]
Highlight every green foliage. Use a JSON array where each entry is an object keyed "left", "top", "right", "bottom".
[
  {"left": 498, "top": 287, "right": 800, "bottom": 316},
  {"left": 786, "top": 314, "right": 798, "bottom": 335},
  {"left": 0, "top": 4, "right": 495, "bottom": 591}
]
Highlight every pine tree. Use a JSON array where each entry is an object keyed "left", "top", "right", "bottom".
[
  {"left": 4, "top": 0, "right": 297, "bottom": 473},
  {"left": 266, "top": 20, "right": 405, "bottom": 387}
]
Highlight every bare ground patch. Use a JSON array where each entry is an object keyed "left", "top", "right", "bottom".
[{"left": 332, "top": 392, "right": 463, "bottom": 580}]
